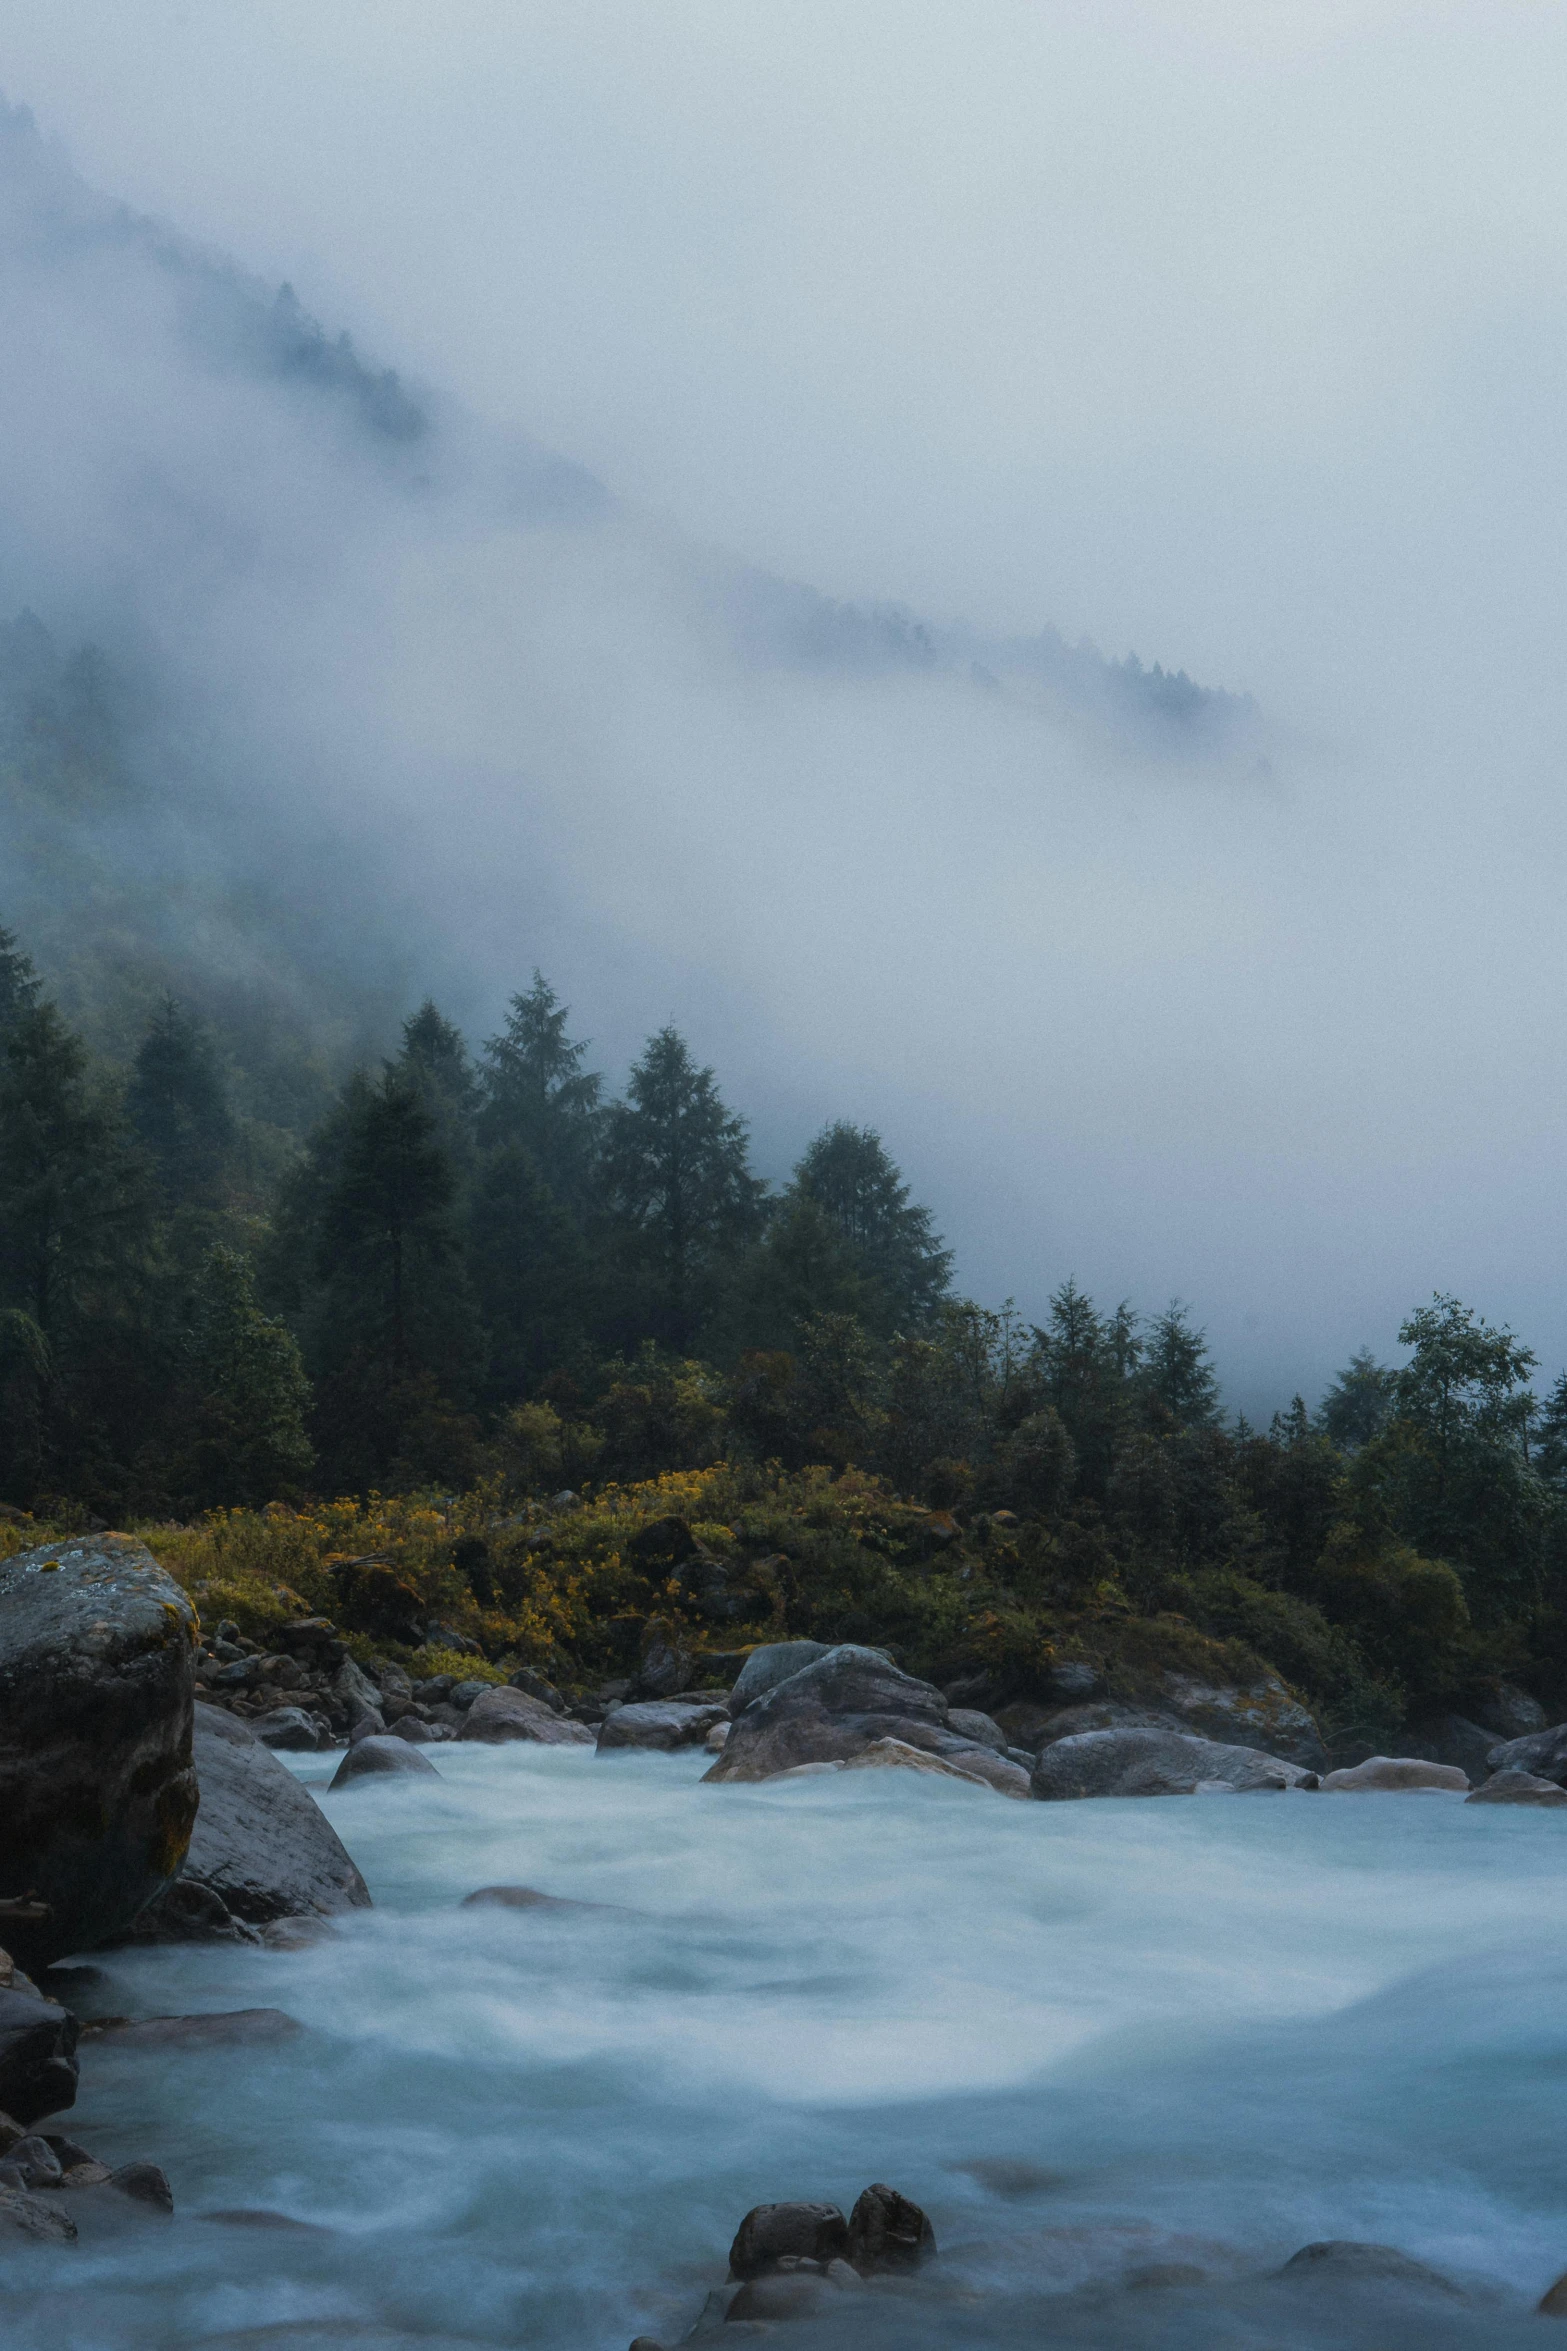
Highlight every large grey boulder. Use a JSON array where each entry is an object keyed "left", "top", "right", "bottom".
[
  {"left": 728, "top": 1641, "right": 833, "bottom": 1714},
  {"left": 128, "top": 1704, "right": 369, "bottom": 1937},
  {"left": 1485, "top": 1722, "right": 1567, "bottom": 1785},
  {"left": 329, "top": 1735, "right": 440, "bottom": 1787},
  {"left": 1030, "top": 1726, "right": 1314, "bottom": 1799},
  {"left": 0, "top": 1534, "right": 199, "bottom": 1968},
  {"left": 703, "top": 1644, "right": 1021, "bottom": 1792},
  {"left": 1466, "top": 1769, "right": 1567, "bottom": 1807},
  {"left": 1153, "top": 1670, "right": 1327, "bottom": 1771},
  {"left": 458, "top": 1687, "right": 594, "bottom": 1746},
  {"left": 1320, "top": 1756, "right": 1469, "bottom": 1793},
  {"left": 596, "top": 1700, "right": 728, "bottom": 1753}
]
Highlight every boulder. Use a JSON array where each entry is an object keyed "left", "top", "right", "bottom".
[
  {"left": 0, "top": 2186, "right": 76, "bottom": 2242},
  {"left": 1319, "top": 1756, "right": 1468, "bottom": 1793},
  {"left": 1030, "top": 1727, "right": 1313, "bottom": 1800},
  {"left": 1154, "top": 1670, "right": 1327, "bottom": 1771},
  {"left": 1401, "top": 1713, "right": 1496, "bottom": 1784},
  {"left": 704, "top": 1645, "right": 1016, "bottom": 1791},
  {"left": 253, "top": 1707, "right": 329, "bottom": 1752},
  {"left": 1276, "top": 2240, "right": 1463, "bottom": 2297},
  {"left": 1011, "top": 1700, "right": 1173, "bottom": 1751},
  {"left": 388, "top": 1714, "right": 453, "bottom": 1745},
  {"left": 1472, "top": 1681, "right": 1548, "bottom": 1741},
  {"left": 0, "top": 1534, "right": 199, "bottom": 1969},
  {"left": 845, "top": 2184, "right": 936, "bottom": 2273},
  {"left": 448, "top": 1679, "right": 491, "bottom": 1710},
  {"left": 459, "top": 1687, "right": 594, "bottom": 1746},
  {"left": 508, "top": 1667, "right": 566, "bottom": 1712},
  {"left": 728, "top": 1641, "right": 833, "bottom": 1714},
  {"left": 129, "top": 1704, "right": 370, "bottom": 1934},
  {"left": 597, "top": 1701, "right": 728, "bottom": 1754},
  {"left": 330, "top": 1656, "right": 385, "bottom": 1737},
  {"left": 1465, "top": 1769, "right": 1567, "bottom": 1807},
  {"left": 838, "top": 1739, "right": 1030, "bottom": 1797},
  {"left": 638, "top": 1626, "right": 695, "bottom": 1699},
  {"left": 728, "top": 2201, "right": 849, "bottom": 2278},
  {"left": 330, "top": 1735, "right": 440, "bottom": 1787},
  {"left": 945, "top": 1708, "right": 1008, "bottom": 1752},
  {"left": 0, "top": 1987, "right": 79, "bottom": 2122},
  {"left": 1485, "top": 1723, "right": 1567, "bottom": 1786}
]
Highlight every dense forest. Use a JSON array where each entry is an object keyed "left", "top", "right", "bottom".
[{"left": 6, "top": 865, "right": 1567, "bottom": 1761}]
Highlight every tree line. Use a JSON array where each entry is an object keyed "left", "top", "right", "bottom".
[{"left": 7, "top": 908, "right": 1567, "bottom": 1727}]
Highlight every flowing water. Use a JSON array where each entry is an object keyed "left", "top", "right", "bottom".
[{"left": 9, "top": 1748, "right": 1567, "bottom": 2349}]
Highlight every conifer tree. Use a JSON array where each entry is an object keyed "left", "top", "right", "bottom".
[
  {"left": 172, "top": 1246, "right": 314, "bottom": 1507},
  {"left": 0, "top": 1001, "right": 148, "bottom": 1336},
  {"left": 602, "top": 1026, "right": 764, "bottom": 1346},
  {"left": 394, "top": 1000, "right": 479, "bottom": 1183},
  {"left": 0, "top": 921, "right": 41, "bottom": 1036},
  {"left": 478, "top": 972, "right": 602, "bottom": 1205},
  {"left": 126, "top": 997, "right": 235, "bottom": 1209},
  {"left": 792, "top": 1122, "right": 951, "bottom": 1330},
  {"left": 322, "top": 1072, "right": 456, "bottom": 1369}
]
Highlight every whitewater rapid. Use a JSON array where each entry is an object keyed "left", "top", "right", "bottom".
[{"left": 10, "top": 1747, "right": 1567, "bottom": 2348}]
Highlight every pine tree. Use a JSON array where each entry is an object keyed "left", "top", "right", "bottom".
[
  {"left": 394, "top": 1000, "right": 479, "bottom": 1183},
  {"left": 792, "top": 1122, "right": 951, "bottom": 1331},
  {"left": 126, "top": 997, "right": 235, "bottom": 1209},
  {"left": 0, "top": 1002, "right": 148, "bottom": 1336},
  {"left": 1141, "top": 1301, "right": 1221, "bottom": 1429},
  {"left": 601, "top": 1027, "right": 765, "bottom": 1346},
  {"left": 467, "top": 1142, "right": 595, "bottom": 1394},
  {"left": 321, "top": 1072, "right": 456, "bottom": 1370},
  {"left": 172, "top": 1247, "right": 314, "bottom": 1507},
  {"left": 0, "top": 921, "right": 41, "bottom": 1037},
  {"left": 478, "top": 972, "right": 602, "bottom": 1205}
]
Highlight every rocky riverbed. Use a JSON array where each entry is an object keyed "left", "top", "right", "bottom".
[{"left": 5, "top": 1740, "right": 1567, "bottom": 2347}]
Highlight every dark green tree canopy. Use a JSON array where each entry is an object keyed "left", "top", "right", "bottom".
[
  {"left": 0, "top": 920, "right": 41, "bottom": 1036},
  {"left": 1318, "top": 1349, "right": 1397, "bottom": 1451},
  {"left": 394, "top": 1000, "right": 479, "bottom": 1177},
  {"left": 602, "top": 1025, "right": 765, "bottom": 1345},
  {"left": 479, "top": 973, "right": 602, "bottom": 1204},
  {"left": 126, "top": 997, "right": 235, "bottom": 1209},
  {"left": 323, "top": 1072, "right": 457, "bottom": 1369},
  {"left": 791, "top": 1121, "right": 951, "bottom": 1330},
  {"left": 0, "top": 1000, "right": 148, "bottom": 1335}
]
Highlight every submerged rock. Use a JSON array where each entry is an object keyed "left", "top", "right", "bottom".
[
  {"left": 1319, "top": 1757, "right": 1469, "bottom": 1792},
  {"left": 128, "top": 1704, "right": 370, "bottom": 1937},
  {"left": 1276, "top": 2239, "right": 1464, "bottom": 2296},
  {"left": 330, "top": 1734, "right": 440, "bottom": 1786},
  {"left": 846, "top": 2183, "right": 936, "bottom": 2273},
  {"left": 0, "top": 1534, "right": 199, "bottom": 1970},
  {"left": 1465, "top": 1769, "right": 1567, "bottom": 1807},
  {"left": 458, "top": 1687, "right": 595, "bottom": 1746},
  {"left": 90, "top": 2008, "right": 301, "bottom": 2048},
  {"left": 1030, "top": 1727, "right": 1312, "bottom": 1799},
  {"left": 0, "top": 1985, "right": 79, "bottom": 2123},
  {"left": 704, "top": 1646, "right": 1020, "bottom": 1791}
]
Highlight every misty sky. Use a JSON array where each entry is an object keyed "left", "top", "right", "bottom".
[{"left": 6, "top": 1, "right": 1567, "bottom": 1414}]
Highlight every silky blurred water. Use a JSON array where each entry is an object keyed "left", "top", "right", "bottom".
[{"left": 8, "top": 1749, "right": 1567, "bottom": 2349}]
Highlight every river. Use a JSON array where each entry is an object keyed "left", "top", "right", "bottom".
[{"left": 8, "top": 1747, "right": 1567, "bottom": 2348}]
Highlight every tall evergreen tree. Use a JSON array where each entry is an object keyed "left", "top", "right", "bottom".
[
  {"left": 1141, "top": 1301, "right": 1221, "bottom": 1429},
  {"left": 126, "top": 997, "right": 235, "bottom": 1209},
  {"left": 791, "top": 1122, "right": 951, "bottom": 1330},
  {"left": 0, "top": 1002, "right": 148, "bottom": 1336},
  {"left": 170, "top": 1247, "right": 314, "bottom": 1508},
  {"left": 0, "top": 921, "right": 41, "bottom": 1037},
  {"left": 321, "top": 1072, "right": 456, "bottom": 1370},
  {"left": 601, "top": 1027, "right": 765, "bottom": 1346},
  {"left": 394, "top": 1000, "right": 479, "bottom": 1183},
  {"left": 478, "top": 973, "right": 602, "bottom": 1205},
  {"left": 1318, "top": 1348, "right": 1397, "bottom": 1451}
]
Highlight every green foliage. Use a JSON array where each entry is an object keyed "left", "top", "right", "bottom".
[
  {"left": 1318, "top": 1348, "right": 1396, "bottom": 1450},
  {"left": 792, "top": 1122, "right": 952, "bottom": 1330},
  {"left": 126, "top": 997, "right": 236, "bottom": 1210}
]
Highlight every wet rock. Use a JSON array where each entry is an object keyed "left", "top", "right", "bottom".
[
  {"left": 5, "top": 2133, "right": 60, "bottom": 2186},
  {"left": 1276, "top": 2239, "right": 1463, "bottom": 2296},
  {"left": 728, "top": 1641, "right": 832, "bottom": 1715},
  {"left": 460, "top": 1884, "right": 605, "bottom": 1912},
  {"left": 1485, "top": 1722, "right": 1567, "bottom": 1786},
  {"left": 198, "top": 2206, "right": 333, "bottom": 2233},
  {"left": 130, "top": 1704, "right": 370, "bottom": 1934},
  {"left": 1402, "top": 1713, "right": 1497, "bottom": 1783},
  {"left": 598, "top": 1701, "right": 728, "bottom": 1753},
  {"left": 448, "top": 1679, "right": 491, "bottom": 1710},
  {"left": 1465, "top": 1769, "right": 1567, "bottom": 1806},
  {"left": 725, "top": 2269, "right": 831, "bottom": 2321},
  {"left": 638, "top": 1622, "right": 694, "bottom": 1700},
  {"left": 839, "top": 1739, "right": 1031, "bottom": 1797},
  {"left": 705, "top": 1722, "right": 730, "bottom": 1753},
  {"left": 846, "top": 2183, "right": 936, "bottom": 2272},
  {"left": 125, "top": 1879, "right": 261, "bottom": 1945},
  {"left": 108, "top": 2160, "right": 174, "bottom": 2212},
  {"left": 59, "top": 2158, "right": 111, "bottom": 2186},
  {"left": 330, "top": 1734, "right": 440, "bottom": 1786},
  {"left": 253, "top": 1707, "right": 330, "bottom": 1752},
  {"left": 0, "top": 2186, "right": 76, "bottom": 2242},
  {"left": 729, "top": 2200, "right": 849, "bottom": 2278},
  {"left": 1319, "top": 1756, "right": 1469, "bottom": 1792},
  {"left": 459, "top": 1687, "right": 594, "bottom": 1746},
  {"left": 0, "top": 1533, "right": 199, "bottom": 1970},
  {"left": 260, "top": 1914, "right": 339, "bottom": 1950},
  {"left": 705, "top": 1645, "right": 1019, "bottom": 1791},
  {"left": 1031, "top": 1727, "right": 1312, "bottom": 1799},
  {"left": 388, "top": 1714, "right": 452, "bottom": 1745},
  {"left": 0, "top": 1987, "right": 80, "bottom": 2123},
  {"left": 91, "top": 2008, "right": 301, "bottom": 2048},
  {"left": 331, "top": 1655, "right": 387, "bottom": 1736},
  {"left": 509, "top": 1668, "right": 567, "bottom": 1712},
  {"left": 945, "top": 1708, "right": 1009, "bottom": 1752}
]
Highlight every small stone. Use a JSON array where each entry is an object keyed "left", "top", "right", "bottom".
[
  {"left": 846, "top": 2183, "right": 936, "bottom": 2273},
  {"left": 108, "top": 2161, "right": 174, "bottom": 2213},
  {"left": 728, "top": 2200, "right": 849, "bottom": 2279},
  {"left": 8, "top": 2134, "right": 61, "bottom": 2186}
]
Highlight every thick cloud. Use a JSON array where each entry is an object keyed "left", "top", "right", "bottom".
[{"left": 3, "top": 6, "right": 1567, "bottom": 1414}]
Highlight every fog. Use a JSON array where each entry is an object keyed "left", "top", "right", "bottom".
[{"left": 3, "top": 4, "right": 1567, "bottom": 1414}]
